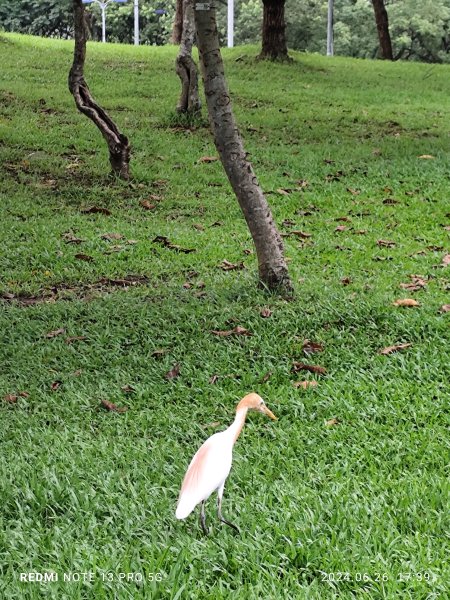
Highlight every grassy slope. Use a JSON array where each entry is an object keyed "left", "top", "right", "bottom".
[{"left": 0, "top": 33, "right": 449, "bottom": 599}]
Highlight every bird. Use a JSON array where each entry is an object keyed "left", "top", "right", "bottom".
[{"left": 175, "top": 392, "right": 277, "bottom": 534}]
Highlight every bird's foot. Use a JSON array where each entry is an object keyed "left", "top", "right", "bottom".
[{"left": 219, "top": 517, "right": 240, "bottom": 534}]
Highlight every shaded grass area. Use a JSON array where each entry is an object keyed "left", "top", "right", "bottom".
[{"left": 0, "top": 34, "right": 449, "bottom": 598}]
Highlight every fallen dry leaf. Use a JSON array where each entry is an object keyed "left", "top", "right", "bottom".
[
  {"left": 302, "top": 339, "right": 324, "bottom": 354},
  {"left": 260, "top": 308, "right": 272, "bottom": 318},
  {"left": 140, "top": 200, "right": 156, "bottom": 210},
  {"left": 198, "top": 156, "right": 219, "bottom": 163},
  {"left": 81, "top": 206, "right": 111, "bottom": 216},
  {"left": 152, "top": 236, "right": 195, "bottom": 254},
  {"left": 325, "top": 417, "right": 340, "bottom": 427},
  {"left": 3, "top": 394, "right": 18, "bottom": 403},
  {"left": 165, "top": 364, "right": 180, "bottom": 380},
  {"left": 383, "top": 198, "right": 400, "bottom": 205},
  {"left": 45, "top": 328, "right": 65, "bottom": 338},
  {"left": 379, "top": 343, "right": 412, "bottom": 355},
  {"left": 121, "top": 384, "right": 135, "bottom": 394},
  {"left": 101, "top": 233, "right": 123, "bottom": 241},
  {"left": 290, "top": 230, "right": 312, "bottom": 239},
  {"left": 336, "top": 216, "right": 351, "bottom": 222},
  {"left": 62, "top": 233, "right": 84, "bottom": 244},
  {"left": 399, "top": 275, "right": 427, "bottom": 292},
  {"left": 341, "top": 277, "right": 352, "bottom": 286},
  {"left": 209, "top": 374, "right": 220, "bottom": 385},
  {"left": 418, "top": 154, "right": 434, "bottom": 159},
  {"left": 219, "top": 259, "right": 245, "bottom": 271},
  {"left": 50, "top": 380, "right": 62, "bottom": 391},
  {"left": 292, "top": 362, "right": 326, "bottom": 375},
  {"left": 335, "top": 225, "right": 347, "bottom": 232},
  {"left": 277, "top": 188, "right": 292, "bottom": 195},
  {"left": 442, "top": 254, "right": 450, "bottom": 267},
  {"left": 377, "top": 239, "right": 396, "bottom": 248},
  {"left": 260, "top": 371, "right": 272, "bottom": 383},
  {"left": 440, "top": 304, "right": 450, "bottom": 313},
  {"left": 75, "top": 253, "right": 94, "bottom": 262},
  {"left": 211, "top": 326, "right": 252, "bottom": 337},
  {"left": 100, "top": 399, "right": 127, "bottom": 413},
  {"left": 393, "top": 298, "right": 420, "bottom": 307},
  {"left": 346, "top": 187, "right": 360, "bottom": 195},
  {"left": 18, "top": 391, "right": 30, "bottom": 398},
  {"left": 293, "top": 380, "right": 318, "bottom": 389}
]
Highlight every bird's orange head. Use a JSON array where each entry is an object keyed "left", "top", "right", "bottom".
[{"left": 236, "top": 393, "right": 277, "bottom": 420}]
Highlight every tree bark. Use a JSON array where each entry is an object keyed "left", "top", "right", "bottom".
[
  {"left": 371, "top": 0, "right": 393, "bottom": 60},
  {"left": 172, "top": 0, "right": 184, "bottom": 44},
  {"left": 194, "top": 4, "right": 292, "bottom": 293},
  {"left": 258, "top": 0, "right": 290, "bottom": 62},
  {"left": 68, "top": 0, "right": 130, "bottom": 179},
  {"left": 175, "top": 0, "right": 201, "bottom": 115}
]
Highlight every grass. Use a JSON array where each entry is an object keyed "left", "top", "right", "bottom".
[{"left": 0, "top": 33, "right": 449, "bottom": 599}]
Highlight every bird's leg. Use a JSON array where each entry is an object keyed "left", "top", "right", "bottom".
[
  {"left": 217, "top": 484, "right": 240, "bottom": 534},
  {"left": 199, "top": 500, "right": 209, "bottom": 535}
]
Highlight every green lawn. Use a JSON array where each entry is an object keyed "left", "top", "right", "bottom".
[{"left": 0, "top": 33, "right": 449, "bottom": 599}]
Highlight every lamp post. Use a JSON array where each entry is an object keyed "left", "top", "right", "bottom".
[
  {"left": 227, "top": 0, "right": 234, "bottom": 48},
  {"left": 134, "top": 0, "right": 139, "bottom": 45},
  {"left": 327, "top": 0, "right": 334, "bottom": 56},
  {"left": 82, "top": 0, "right": 129, "bottom": 43}
]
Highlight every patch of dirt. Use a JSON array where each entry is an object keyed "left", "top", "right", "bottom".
[{"left": 1, "top": 275, "right": 150, "bottom": 307}]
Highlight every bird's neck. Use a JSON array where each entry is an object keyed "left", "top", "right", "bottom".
[{"left": 227, "top": 407, "right": 249, "bottom": 444}]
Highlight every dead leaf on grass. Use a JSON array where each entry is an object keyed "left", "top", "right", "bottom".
[
  {"left": 442, "top": 254, "right": 450, "bottom": 267},
  {"left": 75, "top": 253, "right": 94, "bottom": 262},
  {"left": 151, "top": 348, "right": 167, "bottom": 358},
  {"left": 346, "top": 187, "right": 360, "bottom": 195},
  {"left": 399, "top": 275, "right": 427, "bottom": 292},
  {"left": 393, "top": 298, "right": 420, "bottom": 307},
  {"left": 379, "top": 343, "right": 412, "bottom": 355},
  {"left": 219, "top": 259, "right": 245, "bottom": 271},
  {"left": 325, "top": 417, "right": 340, "bottom": 427},
  {"left": 101, "top": 233, "right": 123, "bottom": 241},
  {"left": 211, "top": 326, "right": 252, "bottom": 337},
  {"left": 152, "top": 236, "right": 195, "bottom": 254},
  {"left": 3, "top": 394, "right": 18, "bottom": 403},
  {"left": 81, "top": 206, "right": 111, "bottom": 216},
  {"left": 302, "top": 339, "right": 324, "bottom": 354},
  {"left": 336, "top": 216, "right": 351, "bottom": 222},
  {"left": 100, "top": 399, "right": 127, "bottom": 413},
  {"left": 62, "top": 233, "right": 84, "bottom": 244},
  {"left": 260, "top": 371, "right": 272, "bottom": 383},
  {"left": 383, "top": 198, "right": 400, "bottom": 205},
  {"left": 292, "top": 362, "right": 326, "bottom": 375},
  {"left": 198, "top": 156, "right": 219, "bottom": 163},
  {"left": 293, "top": 380, "right": 318, "bottom": 389},
  {"left": 377, "top": 239, "right": 396, "bottom": 248},
  {"left": 260, "top": 308, "right": 272, "bottom": 318},
  {"left": 45, "top": 328, "right": 65, "bottom": 338},
  {"left": 50, "top": 380, "right": 62, "bottom": 391},
  {"left": 165, "top": 363, "right": 181, "bottom": 380},
  {"left": 335, "top": 225, "right": 348, "bottom": 232},
  {"left": 121, "top": 384, "right": 136, "bottom": 394},
  {"left": 418, "top": 154, "right": 434, "bottom": 159},
  {"left": 440, "top": 304, "right": 450, "bottom": 313},
  {"left": 140, "top": 200, "right": 156, "bottom": 210},
  {"left": 209, "top": 374, "right": 220, "bottom": 385},
  {"left": 341, "top": 277, "right": 352, "bottom": 286}
]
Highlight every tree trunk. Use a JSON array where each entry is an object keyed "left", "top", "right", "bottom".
[
  {"left": 68, "top": 0, "right": 130, "bottom": 179},
  {"left": 258, "top": 0, "right": 290, "bottom": 62},
  {"left": 371, "top": 0, "right": 393, "bottom": 60},
  {"left": 176, "top": 0, "right": 201, "bottom": 115},
  {"left": 172, "top": 0, "right": 184, "bottom": 44},
  {"left": 193, "top": 4, "right": 292, "bottom": 293}
]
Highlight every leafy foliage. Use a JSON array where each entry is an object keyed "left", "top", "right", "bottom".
[{"left": 1, "top": 0, "right": 450, "bottom": 62}]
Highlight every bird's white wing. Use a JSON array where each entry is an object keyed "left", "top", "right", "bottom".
[{"left": 176, "top": 432, "right": 233, "bottom": 519}]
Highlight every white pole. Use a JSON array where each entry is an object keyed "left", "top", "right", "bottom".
[
  {"left": 227, "top": 0, "right": 234, "bottom": 48},
  {"left": 134, "top": 0, "right": 139, "bottom": 45},
  {"left": 326, "top": 0, "right": 334, "bottom": 56},
  {"left": 101, "top": 4, "right": 106, "bottom": 42}
]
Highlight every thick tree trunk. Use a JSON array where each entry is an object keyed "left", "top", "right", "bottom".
[
  {"left": 68, "top": 0, "right": 130, "bottom": 179},
  {"left": 258, "top": 0, "right": 290, "bottom": 62},
  {"left": 371, "top": 0, "right": 393, "bottom": 60},
  {"left": 194, "top": 4, "right": 292, "bottom": 293},
  {"left": 175, "top": 0, "right": 201, "bottom": 115},
  {"left": 172, "top": 0, "right": 184, "bottom": 44}
]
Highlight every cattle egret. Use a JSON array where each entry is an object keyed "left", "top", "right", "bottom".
[{"left": 176, "top": 392, "right": 277, "bottom": 534}]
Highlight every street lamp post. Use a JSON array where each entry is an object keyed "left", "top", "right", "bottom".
[
  {"left": 327, "top": 0, "right": 334, "bottom": 56},
  {"left": 82, "top": 0, "right": 129, "bottom": 43},
  {"left": 227, "top": 0, "right": 234, "bottom": 48},
  {"left": 134, "top": 0, "right": 139, "bottom": 45}
]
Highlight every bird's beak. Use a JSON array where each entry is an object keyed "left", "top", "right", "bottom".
[{"left": 261, "top": 405, "right": 277, "bottom": 420}]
